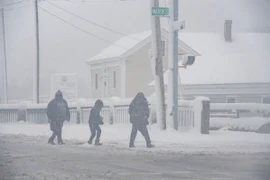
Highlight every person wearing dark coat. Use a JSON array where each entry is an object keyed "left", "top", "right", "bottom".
[
  {"left": 47, "top": 90, "right": 70, "bottom": 145},
  {"left": 88, "top": 99, "right": 104, "bottom": 146},
  {"left": 128, "top": 92, "right": 154, "bottom": 148}
]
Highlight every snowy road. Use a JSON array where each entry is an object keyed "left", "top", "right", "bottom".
[{"left": 0, "top": 135, "right": 269, "bottom": 180}]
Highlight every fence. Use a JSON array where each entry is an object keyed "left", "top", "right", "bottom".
[
  {"left": 0, "top": 97, "right": 210, "bottom": 133},
  {"left": 211, "top": 103, "right": 270, "bottom": 118},
  {"left": 178, "top": 107, "right": 194, "bottom": 129},
  {"left": 0, "top": 103, "right": 196, "bottom": 129}
]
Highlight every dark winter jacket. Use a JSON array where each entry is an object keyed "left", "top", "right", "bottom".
[
  {"left": 47, "top": 90, "right": 70, "bottom": 123},
  {"left": 129, "top": 92, "right": 149, "bottom": 125},
  {"left": 89, "top": 99, "right": 104, "bottom": 125}
]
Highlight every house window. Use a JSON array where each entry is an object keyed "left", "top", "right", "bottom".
[
  {"left": 95, "top": 74, "right": 98, "bottom": 89},
  {"left": 226, "top": 96, "right": 237, "bottom": 103},
  {"left": 113, "top": 71, "right": 116, "bottom": 88},
  {"left": 262, "top": 96, "right": 270, "bottom": 104}
]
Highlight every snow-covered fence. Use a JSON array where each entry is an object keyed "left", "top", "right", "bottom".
[
  {"left": 114, "top": 105, "right": 130, "bottom": 124},
  {"left": 211, "top": 103, "right": 270, "bottom": 118},
  {"left": 178, "top": 107, "right": 194, "bottom": 128},
  {"left": 69, "top": 108, "right": 77, "bottom": 124},
  {"left": 0, "top": 109, "right": 18, "bottom": 123},
  {"left": 0, "top": 97, "right": 211, "bottom": 133},
  {"left": 27, "top": 109, "right": 47, "bottom": 124}
]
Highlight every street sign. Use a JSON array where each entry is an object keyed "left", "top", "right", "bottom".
[{"left": 152, "top": 7, "right": 169, "bottom": 16}]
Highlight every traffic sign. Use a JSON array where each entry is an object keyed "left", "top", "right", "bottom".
[{"left": 152, "top": 7, "right": 169, "bottom": 16}]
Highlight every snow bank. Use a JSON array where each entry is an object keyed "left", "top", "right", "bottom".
[
  {"left": 211, "top": 103, "right": 270, "bottom": 111},
  {"left": 1, "top": 123, "right": 269, "bottom": 153},
  {"left": 210, "top": 117, "right": 270, "bottom": 131},
  {"left": 0, "top": 104, "right": 19, "bottom": 109}
]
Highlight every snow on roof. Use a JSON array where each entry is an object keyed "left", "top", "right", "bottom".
[
  {"left": 87, "top": 30, "right": 151, "bottom": 62},
  {"left": 149, "top": 33, "right": 270, "bottom": 85}
]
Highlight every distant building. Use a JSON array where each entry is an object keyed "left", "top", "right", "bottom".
[
  {"left": 149, "top": 23, "right": 270, "bottom": 103},
  {"left": 86, "top": 29, "right": 199, "bottom": 98},
  {"left": 87, "top": 22, "right": 270, "bottom": 103}
]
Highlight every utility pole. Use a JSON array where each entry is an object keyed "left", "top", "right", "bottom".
[
  {"left": 168, "top": 0, "right": 179, "bottom": 130},
  {"left": 34, "top": 0, "right": 40, "bottom": 103},
  {"left": 1, "top": 8, "right": 8, "bottom": 104},
  {"left": 150, "top": 0, "right": 166, "bottom": 130}
]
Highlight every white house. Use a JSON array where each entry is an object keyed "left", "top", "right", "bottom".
[
  {"left": 86, "top": 29, "right": 199, "bottom": 99},
  {"left": 149, "top": 30, "right": 270, "bottom": 103},
  {"left": 86, "top": 22, "right": 270, "bottom": 103}
]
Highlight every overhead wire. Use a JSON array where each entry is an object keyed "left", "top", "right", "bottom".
[
  {"left": 44, "top": 0, "right": 141, "bottom": 41},
  {"left": 38, "top": 5, "right": 128, "bottom": 49},
  {"left": 2, "top": 0, "right": 30, "bottom": 7},
  {"left": 3, "top": 4, "right": 32, "bottom": 11},
  {"left": 46, "top": 0, "right": 137, "bottom": 3}
]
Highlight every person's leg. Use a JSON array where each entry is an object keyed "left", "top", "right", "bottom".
[
  {"left": 48, "top": 122, "right": 56, "bottom": 145},
  {"left": 57, "top": 127, "right": 64, "bottom": 145},
  {"left": 129, "top": 124, "right": 138, "bottom": 147},
  {"left": 48, "top": 132, "right": 56, "bottom": 145},
  {"left": 95, "top": 125, "right": 102, "bottom": 145},
  {"left": 88, "top": 124, "right": 96, "bottom": 144},
  {"left": 139, "top": 125, "right": 154, "bottom": 148}
]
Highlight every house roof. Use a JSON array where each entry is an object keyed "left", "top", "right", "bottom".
[
  {"left": 149, "top": 33, "right": 270, "bottom": 85},
  {"left": 87, "top": 31, "right": 151, "bottom": 63},
  {"left": 86, "top": 29, "right": 200, "bottom": 64}
]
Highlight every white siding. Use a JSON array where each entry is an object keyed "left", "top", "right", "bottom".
[
  {"left": 125, "top": 43, "right": 153, "bottom": 97},
  {"left": 125, "top": 37, "right": 170, "bottom": 98}
]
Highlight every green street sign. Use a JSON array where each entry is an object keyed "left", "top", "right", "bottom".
[{"left": 152, "top": 7, "right": 169, "bottom": 16}]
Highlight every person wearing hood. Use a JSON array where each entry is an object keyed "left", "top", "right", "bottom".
[
  {"left": 47, "top": 90, "right": 70, "bottom": 145},
  {"left": 128, "top": 92, "right": 154, "bottom": 148},
  {"left": 88, "top": 99, "right": 104, "bottom": 146}
]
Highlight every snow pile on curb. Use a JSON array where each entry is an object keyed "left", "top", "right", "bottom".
[
  {"left": 210, "top": 117, "right": 270, "bottom": 131},
  {"left": 0, "top": 123, "right": 270, "bottom": 153}
]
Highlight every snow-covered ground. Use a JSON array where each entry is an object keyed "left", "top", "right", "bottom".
[
  {"left": 0, "top": 122, "right": 270, "bottom": 154},
  {"left": 210, "top": 117, "right": 270, "bottom": 131}
]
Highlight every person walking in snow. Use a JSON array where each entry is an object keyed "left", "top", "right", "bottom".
[
  {"left": 47, "top": 90, "right": 70, "bottom": 145},
  {"left": 88, "top": 99, "right": 104, "bottom": 146},
  {"left": 128, "top": 92, "right": 154, "bottom": 148}
]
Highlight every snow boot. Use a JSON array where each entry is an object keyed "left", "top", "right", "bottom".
[
  {"left": 129, "top": 143, "right": 136, "bottom": 148},
  {"left": 58, "top": 140, "right": 65, "bottom": 145},
  {"left": 95, "top": 140, "right": 102, "bottom": 146},
  {"left": 95, "top": 142, "right": 103, "bottom": 146},
  {"left": 48, "top": 139, "right": 55, "bottom": 145},
  {"left": 147, "top": 144, "right": 155, "bottom": 148},
  {"left": 87, "top": 140, "right": 92, "bottom": 145}
]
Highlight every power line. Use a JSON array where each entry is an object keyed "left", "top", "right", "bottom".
[
  {"left": 44, "top": 0, "right": 140, "bottom": 41},
  {"left": 46, "top": 0, "right": 137, "bottom": 3},
  {"left": 3, "top": 4, "right": 32, "bottom": 12},
  {"left": 2, "top": 0, "right": 30, "bottom": 7},
  {"left": 38, "top": 6, "right": 128, "bottom": 49}
]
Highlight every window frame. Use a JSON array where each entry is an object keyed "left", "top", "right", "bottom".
[
  {"left": 226, "top": 96, "right": 237, "bottom": 103},
  {"left": 95, "top": 73, "right": 98, "bottom": 90},
  {"left": 113, "top": 71, "right": 116, "bottom": 88}
]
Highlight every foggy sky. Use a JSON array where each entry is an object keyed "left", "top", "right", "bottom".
[{"left": 0, "top": 0, "right": 269, "bottom": 101}]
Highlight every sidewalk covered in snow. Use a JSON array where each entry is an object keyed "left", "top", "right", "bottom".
[{"left": 1, "top": 123, "right": 269, "bottom": 154}]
